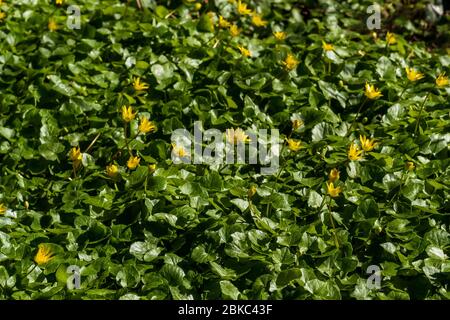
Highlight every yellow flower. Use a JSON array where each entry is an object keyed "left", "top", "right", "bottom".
[
  {"left": 322, "top": 41, "right": 334, "bottom": 52},
  {"left": 56, "top": 0, "right": 64, "bottom": 4},
  {"left": 287, "top": 139, "right": 302, "bottom": 152},
  {"left": 386, "top": 31, "right": 396, "bottom": 45},
  {"left": 436, "top": 73, "right": 449, "bottom": 88},
  {"left": 237, "top": 1, "right": 252, "bottom": 15},
  {"left": 282, "top": 54, "right": 299, "bottom": 71},
  {"left": 229, "top": 24, "right": 240, "bottom": 37},
  {"left": 405, "top": 67, "right": 424, "bottom": 82},
  {"left": 172, "top": 143, "right": 189, "bottom": 157},
  {"left": 326, "top": 181, "right": 342, "bottom": 198},
  {"left": 148, "top": 164, "right": 157, "bottom": 173},
  {"left": 0, "top": 203, "right": 6, "bottom": 215},
  {"left": 132, "top": 77, "right": 149, "bottom": 91},
  {"left": 273, "top": 31, "right": 286, "bottom": 41},
  {"left": 238, "top": 46, "right": 251, "bottom": 57},
  {"left": 226, "top": 128, "right": 250, "bottom": 144},
  {"left": 359, "top": 135, "right": 377, "bottom": 152},
  {"left": 138, "top": 116, "right": 157, "bottom": 134},
  {"left": 328, "top": 168, "right": 340, "bottom": 183},
  {"left": 292, "top": 119, "right": 304, "bottom": 130},
  {"left": 194, "top": 3, "right": 202, "bottom": 10},
  {"left": 251, "top": 14, "right": 267, "bottom": 27},
  {"left": 0, "top": 12, "right": 5, "bottom": 21},
  {"left": 34, "top": 244, "right": 54, "bottom": 266},
  {"left": 248, "top": 185, "right": 257, "bottom": 198},
  {"left": 218, "top": 15, "right": 231, "bottom": 28},
  {"left": 405, "top": 161, "right": 415, "bottom": 171},
  {"left": 348, "top": 143, "right": 363, "bottom": 161},
  {"left": 69, "top": 147, "right": 82, "bottom": 162},
  {"left": 106, "top": 164, "right": 119, "bottom": 178},
  {"left": 121, "top": 105, "right": 136, "bottom": 122},
  {"left": 364, "top": 82, "right": 382, "bottom": 100},
  {"left": 127, "top": 155, "right": 140, "bottom": 170},
  {"left": 371, "top": 32, "right": 377, "bottom": 40},
  {"left": 48, "top": 19, "right": 57, "bottom": 32}
]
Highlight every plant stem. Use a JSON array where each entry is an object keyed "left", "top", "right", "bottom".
[
  {"left": 316, "top": 193, "right": 327, "bottom": 215},
  {"left": 398, "top": 82, "right": 409, "bottom": 99},
  {"left": 348, "top": 97, "right": 368, "bottom": 136},
  {"left": 414, "top": 91, "right": 430, "bottom": 137},
  {"left": 265, "top": 129, "right": 292, "bottom": 216},
  {"left": 327, "top": 198, "right": 339, "bottom": 248},
  {"left": 124, "top": 122, "right": 132, "bottom": 156},
  {"left": 84, "top": 133, "right": 101, "bottom": 154}
]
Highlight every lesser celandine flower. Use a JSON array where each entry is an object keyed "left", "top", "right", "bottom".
[
  {"left": 172, "top": 143, "right": 189, "bottom": 157},
  {"left": 148, "top": 164, "right": 157, "bottom": 173},
  {"left": 405, "top": 161, "right": 415, "bottom": 171},
  {"left": 386, "top": 31, "right": 396, "bottom": 45},
  {"left": 226, "top": 128, "right": 250, "bottom": 144},
  {"left": 248, "top": 185, "right": 257, "bottom": 198},
  {"left": 322, "top": 41, "right": 334, "bottom": 52},
  {"left": 348, "top": 143, "right": 363, "bottom": 161},
  {"left": 405, "top": 67, "right": 424, "bottom": 82},
  {"left": 106, "top": 164, "right": 119, "bottom": 178},
  {"left": 364, "top": 82, "right": 382, "bottom": 100},
  {"left": 359, "top": 135, "right": 377, "bottom": 152},
  {"left": 34, "top": 244, "right": 54, "bottom": 266},
  {"left": 326, "top": 181, "right": 342, "bottom": 198},
  {"left": 251, "top": 14, "right": 267, "bottom": 27},
  {"left": 56, "top": 0, "right": 64, "bottom": 5},
  {"left": 138, "top": 116, "right": 157, "bottom": 134},
  {"left": 238, "top": 46, "right": 251, "bottom": 57},
  {"left": 127, "top": 155, "right": 140, "bottom": 170},
  {"left": 218, "top": 15, "right": 231, "bottom": 28},
  {"left": 0, "top": 12, "right": 5, "bottom": 21},
  {"left": 436, "top": 73, "right": 448, "bottom": 87},
  {"left": 121, "top": 106, "right": 136, "bottom": 122},
  {"left": 287, "top": 139, "right": 302, "bottom": 151},
  {"left": 0, "top": 203, "right": 6, "bottom": 215},
  {"left": 132, "top": 77, "right": 149, "bottom": 91},
  {"left": 292, "top": 119, "right": 304, "bottom": 130},
  {"left": 48, "top": 19, "right": 57, "bottom": 32},
  {"left": 328, "top": 168, "right": 340, "bottom": 183},
  {"left": 229, "top": 24, "right": 240, "bottom": 37},
  {"left": 69, "top": 147, "right": 82, "bottom": 162},
  {"left": 273, "top": 31, "right": 286, "bottom": 41},
  {"left": 237, "top": 1, "right": 252, "bottom": 15},
  {"left": 282, "top": 54, "right": 299, "bottom": 71}
]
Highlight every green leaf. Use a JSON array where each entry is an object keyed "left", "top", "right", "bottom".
[{"left": 220, "top": 280, "right": 240, "bottom": 299}]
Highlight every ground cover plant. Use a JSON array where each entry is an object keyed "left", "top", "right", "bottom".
[{"left": 0, "top": 0, "right": 449, "bottom": 300}]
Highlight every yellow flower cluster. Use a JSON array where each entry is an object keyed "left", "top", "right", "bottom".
[
  {"left": 226, "top": 128, "right": 250, "bottom": 144},
  {"left": 364, "top": 82, "right": 382, "bottom": 100},
  {"left": 238, "top": 45, "right": 251, "bottom": 57},
  {"left": 48, "top": 19, "right": 58, "bottom": 32},
  {"left": 282, "top": 54, "right": 299, "bottom": 71},
  {"left": 286, "top": 139, "right": 302, "bottom": 152},
  {"left": 132, "top": 77, "right": 149, "bottom": 91},
  {"left": 34, "top": 244, "right": 54, "bottom": 265},
  {"left": 405, "top": 67, "right": 424, "bottom": 82},
  {"left": 0, "top": 203, "right": 6, "bottom": 215},
  {"left": 347, "top": 135, "right": 377, "bottom": 161}
]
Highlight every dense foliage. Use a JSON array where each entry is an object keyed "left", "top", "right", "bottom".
[{"left": 0, "top": 0, "right": 449, "bottom": 300}]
